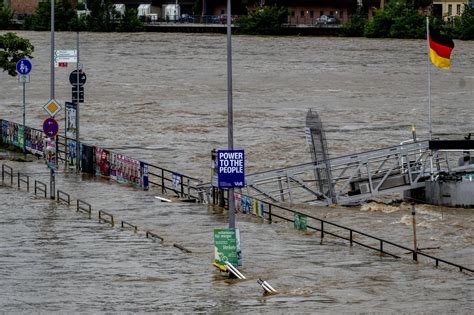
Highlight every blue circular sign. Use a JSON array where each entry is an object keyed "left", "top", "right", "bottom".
[
  {"left": 16, "top": 59, "right": 32, "bottom": 75},
  {"left": 43, "top": 117, "right": 59, "bottom": 138}
]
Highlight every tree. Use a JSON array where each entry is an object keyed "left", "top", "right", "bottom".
[
  {"left": 86, "top": 0, "right": 118, "bottom": 32},
  {"left": 118, "top": 9, "right": 145, "bottom": 32},
  {"left": 29, "top": 0, "right": 76, "bottom": 31},
  {"left": 364, "top": 1, "right": 425, "bottom": 39},
  {"left": 237, "top": 5, "right": 288, "bottom": 35},
  {"left": 0, "top": 32, "right": 34, "bottom": 76},
  {"left": 452, "top": 5, "right": 474, "bottom": 40},
  {"left": 0, "top": 1, "right": 14, "bottom": 30},
  {"left": 341, "top": 7, "right": 368, "bottom": 37}
]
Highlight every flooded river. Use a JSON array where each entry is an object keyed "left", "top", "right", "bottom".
[{"left": 0, "top": 32, "right": 473, "bottom": 312}]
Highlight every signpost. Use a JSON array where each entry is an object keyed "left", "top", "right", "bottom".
[
  {"left": 16, "top": 59, "right": 32, "bottom": 153},
  {"left": 54, "top": 49, "right": 77, "bottom": 67}
]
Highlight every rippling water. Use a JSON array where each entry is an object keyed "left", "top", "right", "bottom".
[{"left": 0, "top": 32, "right": 473, "bottom": 312}]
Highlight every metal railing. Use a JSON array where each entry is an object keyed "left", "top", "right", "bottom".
[
  {"left": 17, "top": 172, "right": 30, "bottom": 192},
  {"left": 2, "top": 164, "right": 13, "bottom": 186},
  {"left": 121, "top": 220, "right": 138, "bottom": 233},
  {"left": 217, "top": 191, "right": 473, "bottom": 274},
  {"left": 34, "top": 180, "right": 47, "bottom": 198},
  {"left": 77, "top": 199, "right": 92, "bottom": 219},
  {"left": 98, "top": 210, "right": 114, "bottom": 227},
  {"left": 147, "top": 163, "right": 203, "bottom": 201},
  {"left": 57, "top": 190, "right": 71, "bottom": 205}
]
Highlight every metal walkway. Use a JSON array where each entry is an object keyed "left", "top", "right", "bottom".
[{"left": 244, "top": 140, "right": 440, "bottom": 206}]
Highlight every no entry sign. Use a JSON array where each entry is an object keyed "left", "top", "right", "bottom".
[{"left": 217, "top": 150, "right": 245, "bottom": 188}]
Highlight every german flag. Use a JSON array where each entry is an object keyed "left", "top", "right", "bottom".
[{"left": 429, "top": 27, "right": 455, "bottom": 70}]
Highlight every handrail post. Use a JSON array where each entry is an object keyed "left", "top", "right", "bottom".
[
  {"left": 268, "top": 204, "right": 272, "bottom": 224},
  {"left": 180, "top": 175, "right": 184, "bottom": 198},
  {"left": 350, "top": 230, "right": 353, "bottom": 246},
  {"left": 17, "top": 172, "right": 20, "bottom": 189},
  {"left": 1, "top": 164, "right": 4, "bottom": 185},
  {"left": 186, "top": 178, "right": 190, "bottom": 198},
  {"left": 380, "top": 240, "right": 383, "bottom": 253},
  {"left": 27, "top": 175, "right": 29, "bottom": 192},
  {"left": 320, "top": 221, "right": 324, "bottom": 244},
  {"left": 412, "top": 203, "right": 418, "bottom": 261},
  {"left": 161, "top": 169, "right": 165, "bottom": 193}
]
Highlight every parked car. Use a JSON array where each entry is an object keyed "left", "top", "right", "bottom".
[
  {"left": 219, "top": 15, "right": 239, "bottom": 24},
  {"left": 316, "top": 15, "right": 338, "bottom": 25},
  {"left": 179, "top": 14, "right": 195, "bottom": 23}
]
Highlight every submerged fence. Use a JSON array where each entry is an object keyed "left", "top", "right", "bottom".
[
  {"left": 211, "top": 188, "right": 473, "bottom": 274},
  {"left": 1, "top": 119, "right": 203, "bottom": 201}
]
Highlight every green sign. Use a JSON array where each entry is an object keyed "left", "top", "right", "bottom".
[
  {"left": 214, "top": 228, "right": 238, "bottom": 266},
  {"left": 294, "top": 213, "right": 307, "bottom": 231}
]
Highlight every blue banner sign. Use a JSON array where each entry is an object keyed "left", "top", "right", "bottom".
[{"left": 217, "top": 149, "right": 245, "bottom": 188}]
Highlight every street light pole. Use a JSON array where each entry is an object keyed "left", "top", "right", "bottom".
[
  {"left": 50, "top": 0, "right": 55, "bottom": 200},
  {"left": 226, "top": 0, "right": 235, "bottom": 229}
]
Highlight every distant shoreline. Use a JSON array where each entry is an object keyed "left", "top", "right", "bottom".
[{"left": 3, "top": 23, "right": 342, "bottom": 36}]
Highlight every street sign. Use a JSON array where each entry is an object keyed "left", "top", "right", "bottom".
[
  {"left": 214, "top": 228, "right": 240, "bottom": 266},
  {"left": 69, "top": 70, "right": 87, "bottom": 86},
  {"left": 16, "top": 59, "right": 32, "bottom": 75},
  {"left": 43, "top": 99, "right": 62, "bottom": 117},
  {"left": 55, "top": 62, "right": 68, "bottom": 68},
  {"left": 72, "top": 86, "right": 84, "bottom": 103},
  {"left": 43, "top": 117, "right": 59, "bottom": 138},
  {"left": 217, "top": 150, "right": 245, "bottom": 188},
  {"left": 54, "top": 50, "right": 77, "bottom": 63},
  {"left": 18, "top": 74, "right": 30, "bottom": 83}
]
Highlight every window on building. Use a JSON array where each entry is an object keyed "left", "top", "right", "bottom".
[
  {"left": 300, "top": 11, "right": 304, "bottom": 17},
  {"left": 448, "top": 4, "right": 452, "bottom": 16},
  {"left": 457, "top": 4, "right": 461, "bottom": 15},
  {"left": 320, "top": 11, "right": 324, "bottom": 16},
  {"left": 291, "top": 11, "right": 295, "bottom": 17},
  {"left": 310, "top": 10, "right": 314, "bottom": 18},
  {"left": 330, "top": 11, "right": 334, "bottom": 15},
  {"left": 340, "top": 11, "right": 344, "bottom": 19}
]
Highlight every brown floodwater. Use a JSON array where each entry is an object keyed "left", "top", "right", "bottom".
[{"left": 0, "top": 31, "right": 472, "bottom": 312}]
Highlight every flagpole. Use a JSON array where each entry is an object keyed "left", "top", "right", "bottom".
[
  {"left": 426, "top": 17, "right": 434, "bottom": 180},
  {"left": 426, "top": 17, "right": 432, "bottom": 141}
]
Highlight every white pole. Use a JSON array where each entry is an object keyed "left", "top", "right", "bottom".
[{"left": 426, "top": 17, "right": 432, "bottom": 141}]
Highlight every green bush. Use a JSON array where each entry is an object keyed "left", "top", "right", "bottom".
[
  {"left": 118, "top": 9, "right": 145, "bottom": 32},
  {"left": 452, "top": 5, "right": 474, "bottom": 40},
  {"left": 364, "top": 1, "right": 425, "bottom": 39},
  {"left": 237, "top": 5, "right": 288, "bottom": 35},
  {"left": 341, "top": 7, "right": 368, "bottom": 37},
  {"left": 0, "top": 2, "right": 13, "bottom": 30}
]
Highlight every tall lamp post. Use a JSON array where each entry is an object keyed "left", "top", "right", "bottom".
[{"left": 226, "top": 0, "right": 235, "bottom": 229}]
